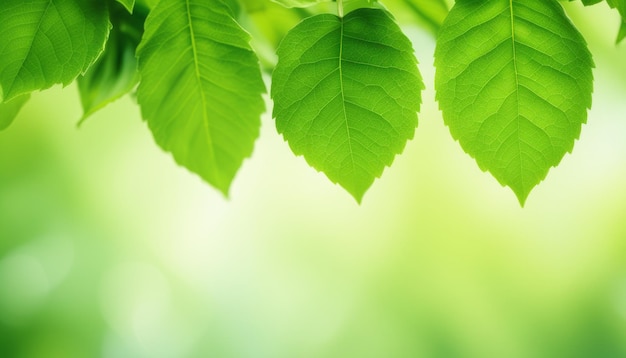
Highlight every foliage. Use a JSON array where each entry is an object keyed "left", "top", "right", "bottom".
[{"left": 0, "top": 0, "right": 623, "bottom": 205}]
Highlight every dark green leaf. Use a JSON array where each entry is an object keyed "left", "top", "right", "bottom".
[{"left": 77, "top": 3, "right": 146, "bottom": 122}]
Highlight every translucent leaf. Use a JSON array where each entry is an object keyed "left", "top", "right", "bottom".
[
  {"left": 435, "top": 0, "right": 594, "bottom": 205},
  {"left": 136, "top": 0, "right": 266, "bottom": 195},
  {"left": 0, "top": 94, "right": 29, "bottom": 131},
  {"left": 0, "top": 0, "right": 110, "bottom": 102},
  {"left": 272, "top": 9, "right": 423, "bottom": 202},
  {"left": 77, "top": 3, "right": 147, "bottom": 122}
]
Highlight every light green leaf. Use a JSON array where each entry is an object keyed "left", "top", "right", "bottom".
[
  {"left": 77, "top": 3, "right": 146, "bottom": 122},
  {"left": 136, "top": 0, "right": 266, "bottom": 195},
  {"left": 0, "top": 94, "right": 30, "bottom": 131},
  {"left": 272, "top": 8, "right": 423, "bottom": 202},
  {"left": 116, "top": 0, "right": 135, "bottom": 13},
  {"left": 0, "top": 0, "right": 110, "bottom": 102},
  {"left": 435, "top": 0, "right": 593, "bottom": 205}
]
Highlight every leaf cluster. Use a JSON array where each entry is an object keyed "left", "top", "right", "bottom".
[{"left": 0, "top": 0, "right": 623, "bottom": 205}]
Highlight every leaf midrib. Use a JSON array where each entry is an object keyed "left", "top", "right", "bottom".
[
  {"left": 338, "top": 16, "right": 356, "bottom": 180},
  {"left": 509, "top": 0, "right": 525, "bottom": 194},
  {"left": 185, "top": 0, "right": 219, "bottom": 186}
]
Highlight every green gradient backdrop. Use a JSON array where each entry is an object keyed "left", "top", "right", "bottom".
[{"left": 1, "top": 3, "right": 626, "bottom": 357}]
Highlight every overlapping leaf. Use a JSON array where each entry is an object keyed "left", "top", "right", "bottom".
[
  {"left": 0, "top": 0, "right": 110, "bottom": 102},
  {"left": 136, "top": 0, "right": 265, "bottom": 195},
  {"left": 272, "top": 8, "right": 423, "bottom": 202},
  {"left": 0, "top": 95, "right": 29, "bottom": 131},
  {"left": 435, "top": 0, "right": 593, "bottom": 205}
]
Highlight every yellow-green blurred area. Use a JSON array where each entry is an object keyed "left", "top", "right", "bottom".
[{"left": 2, "top": 2, "right": 626, "bottom": 357}]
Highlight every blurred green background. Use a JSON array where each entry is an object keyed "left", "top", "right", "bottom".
[{"left": 2, "top": 2, "right": 626, "bottom": 357}]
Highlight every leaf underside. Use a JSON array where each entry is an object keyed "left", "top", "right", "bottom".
[
  {"left": 272, "top": 8, "right": 423, "bottom": 202},
  {"left": 435, "top": 0, "right": 593, "bottom": 205},
  {"left": 0, "top": 0, "right": 110, "bottom": 102},
  {"left": 136, "top": 0, "right": 266, "bottom": 195}
]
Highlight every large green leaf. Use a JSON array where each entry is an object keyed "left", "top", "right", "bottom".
[
  {"left": 435, "top": 0, "right": 593, "bottom": 205},
  {"left": 272, "top": 8, "right": 423, "bottom": 202},
  {"left": 136, "top": 0, "right": 265, "bottom": 195},
  {"left": 77, "top": 2, "right": 147, "bottom": 122},
  {"left": 0, "top": 0, "right": 110, "bottom": 102},
  {"left": 0, "top": 94, "right": 29, "bottom": 131}
]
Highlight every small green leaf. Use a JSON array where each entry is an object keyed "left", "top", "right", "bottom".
[
  {"left": 435, "top": 0, "right": 593, "bottom": 205},
  {"left": 116, "top": 0, "right": 135, "bottom": 13},
  {"left": 77, "top": 3, "right": 146, "bottom": 122},
  {"left": 0, "top": 0, "right": 110, "bottom": 102},
  {"left": 137, "top": 0, "right": 266, "bottom": 195},
  {"left": 607, "top": 0, "right": 626, "bottom": 43},
  {"left": 0, "top": 94, "right": 29, "bottom": 131},
  {"left": 618, "top": 19, "right": 626, "bottom": 43},
  {"left": 272, "top": 9, "right": 423, "bottom": 202}
]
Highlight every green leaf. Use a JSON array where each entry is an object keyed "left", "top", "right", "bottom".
[
  {"left": 435, "top": 0, "right": 593, "bottom": 205},
  {"left": 77, "top": 3, "right": 146, "bottom": 122},
  {"left": 136, "top": 0, "right": 266, "bottom": 195},
  {"left": 116, "top": 0, "right": 135, "bottom": 13},
  {"left": 0, "top": 94, "right": 29, "bottom": 131},
  {"left": 272, "top": 8, "right": 423, "bottom": 202},
  {"left": 0, "top": 0, "right": 110, "bottom": 102}
]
